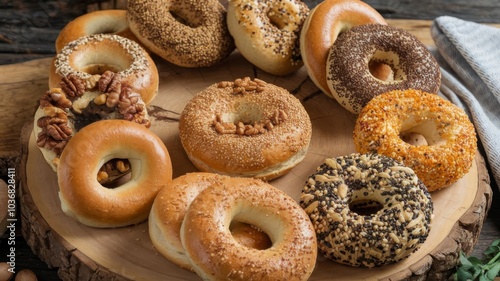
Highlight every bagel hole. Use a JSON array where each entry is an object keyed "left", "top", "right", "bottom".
[
  {"left": 400, "top": 132, "right": 428, "bottom": 146},
  {"left": 349, "top": 199, "right": 384, "bottom": 216},
  {"left": 91, "top": 17, "right": 128, "bottom": 34},
  {"left": 229, "top": 221, "right": 273, "bottom": 250},
  {"left": 73, "top": 47, "right": 133, "bottom": 75},
  {"left": 268, "top": 14, "right": 287, "bottom": 30},
  {"left": 221, "top": 102, "right": 264, "bottom": 126},
  {"left": 80, "top": 64, "right": 124, "bottom": 76},
  {"left": 169, "top": 10, "right": 200, "bottom": 28},
  {"left": 369, "top": 61, "right": 394, "bottom": 82},
  {"left": 400, "top": 119, "right": 442, "bottom": 146},
  {"left": 97, "top": 158, "right": 132, "bottom": 188},
  {"left": 369, "top": 50, "right": 407, "bottom": 82},
  {"left": 72, "top": 98, "right": 116, "bottom": 132}
]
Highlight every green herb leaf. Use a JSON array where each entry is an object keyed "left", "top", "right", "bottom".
[
  {"left": 486, "top": 261, "right": 500, "bottom": 279},
  {"left": 456, "top": 267, "right": 474, "bottom": 281},
  {"left": 484, "top": 239, "right": 500, "bottom": 259},
  {"left": 454, "top": 239, "right": 500, "bottom": 281}
]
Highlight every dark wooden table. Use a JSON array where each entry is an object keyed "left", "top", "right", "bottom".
[{"left": 1, "top": 1, "right": 500, "bottom": 280}]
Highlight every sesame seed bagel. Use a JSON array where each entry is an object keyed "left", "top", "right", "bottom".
[
  {"left": 34, "top": 71, "right": 151, "bottom": 171},
  {"left": 55, "top": 10, "right": 142, "bottom": 53},
  {"left": 300, "top": 0, "right": 388, "bottom": 95},
  {"left": 126, "top": 0, "right": 235, "bottom": 67},
  {"left": 149, "top": 172, "right": 272, "bottom": 271},
  {"left": 57, "top": 120, "right": 172, "bottom": 228},
  {"left": 326, "top": 24, "right": 441, "bottom": 113},
  {"left": 353, "top": 89, "right": 477, "bottom": 192},
  {"left": 181, "top": 177, "right": 317, "bottom": 281},
  {"left": 49, "top": 34, "right": 158, "bottom": 104},
  {"left": 227, "top": 0, "right": 310, "bottom": 75},
  {"left": 178, "top": 77, "right": 312, "bottom": 181},
  {"left": 300, "top": 153, "right": 433, "bottom": 268}
]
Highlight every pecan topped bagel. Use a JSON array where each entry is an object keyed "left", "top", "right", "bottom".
[
  {"left": 179, "top": 77, "right": 312, "bottom": 181},
  {"left": 34, "top": 70, "right": 150, "bottom": 173}
]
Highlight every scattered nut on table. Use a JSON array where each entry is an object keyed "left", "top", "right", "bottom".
[
  {"left": 14, "top": 269, "right": 37, "bottom": 281},
  {"left": 0, "top": 262, "right": 13, "bottom": 281}
]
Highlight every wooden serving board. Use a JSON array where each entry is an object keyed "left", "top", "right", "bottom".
[{"left": 18, "top": 49, "right": 492, "bottom": 281}]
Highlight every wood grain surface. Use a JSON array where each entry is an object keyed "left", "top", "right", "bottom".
[
  {"left": 1, "top": 0, "right": 500, "bottom": 65},
  {"left": 18, "top": 48, "right": 491, "bottom": 280}
]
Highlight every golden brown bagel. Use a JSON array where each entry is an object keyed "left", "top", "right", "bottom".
[
  {"left": 57, "top": 119, "right": 172, "bottom": 228},
  {"left": 181, "top": 177, "right": 317, "bottom": 281},
  {"left": 149, "top": 172, "right": 271, "bottom": 270},
  {"left": 55, "top": 10, "right": 142, "bottom": 53}
]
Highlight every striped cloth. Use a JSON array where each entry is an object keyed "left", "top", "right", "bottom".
[{"left": 431, "top": 16, "right": 500, "bottom": 188}]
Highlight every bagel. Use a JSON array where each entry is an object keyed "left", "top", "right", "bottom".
[
  {"left": 34, "top": 70, "right": 151, "bottom": 171},
  {"left": 353, "top": 89, "right": 477, "bottom": 191},
  {"left": 57, "top": 119, "right": 172, "bottom": 228},
  {"left": 227, "top": 0, "right": 310, "bottom": 75},
  {"left": 50, "top": 33, "right": 158, "bottom": 105},
  {"left": 149, "top": 172, "right": 272, "bottom": 270},
  {"left": 55, "top": 10, "right": 142, "bottom": 53},
  {"left": 181, "top": 177, "right": 317, "bottom": 280},
  {"left": 179, "top": 77, "right": 312, "bottom": 180},
  {"left": 300, "top": 0, "right": 388, "bottom": 95},
  {"left": 300, "top": 153, "right": 433, "bottom": 267},
  {"left": 326, "top": 24, "right": 441, "bottom": 113},
  {"left": 126, "top": 0, "right": 235, "bottom": 67}
]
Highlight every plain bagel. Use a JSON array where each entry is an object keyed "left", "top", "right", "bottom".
[
  {"left": 149, "top": 172, "right": 272, "bottom": 271},
  {"left": 57, "top": 119, "right": 172, "bottom": 228},
  {"left": 181, "top": 177, "right": 317, "bottom": 281}
]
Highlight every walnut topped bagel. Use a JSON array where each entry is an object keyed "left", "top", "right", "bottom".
[{"left": 34, "top": 70, "right": 151, "bottom": 172}]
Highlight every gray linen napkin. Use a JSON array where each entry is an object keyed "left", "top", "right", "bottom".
[{"left": 431, "top": 16, "right": 500, "bottom": 188}]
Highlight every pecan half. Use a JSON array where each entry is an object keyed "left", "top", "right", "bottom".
[
  {"left": 98, "top": 70, "right": 123, "bottom": 107},
  {"left": 39, "top": 88, "right": 72, "bottom": 109},
  {"left": 213, "top": 110, "right": 284, "bottom": 136},
  {"left": 60, "top": 74, "right": 85, "bottom": 98},
  {"left": 116, "top": 84, "right": 151, "bottom": 127},
  {"left": 217, "top": 77, "right": 267, "bottom": 95}
]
